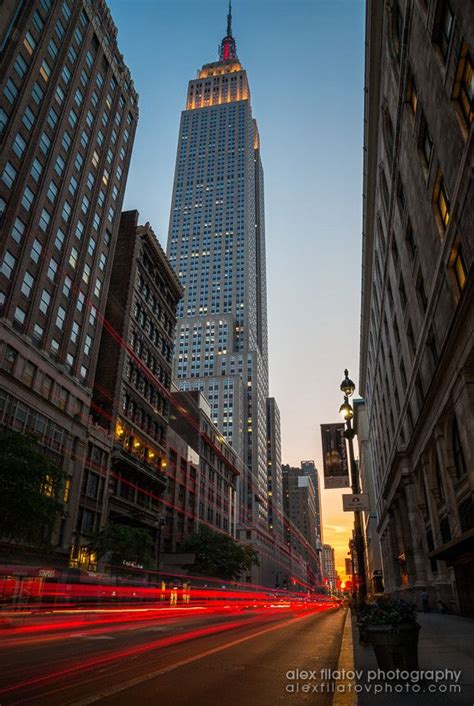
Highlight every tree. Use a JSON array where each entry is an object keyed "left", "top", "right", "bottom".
[
  {"left": 0, "top": 430, "right": 65, "bottom": 549},
  {"left": 180, "top": 526, "right": 259, "bottom": 581},
  {"left": 89, "top": 523, "right": 155, "bottom": 569}
]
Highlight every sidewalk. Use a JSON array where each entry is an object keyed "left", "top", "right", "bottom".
[{"left": 349, "top": 611, "right": 474, "bottom": 705}]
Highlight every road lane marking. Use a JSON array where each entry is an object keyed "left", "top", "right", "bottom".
[{"left": 69, "top": 610, "right": 333, "bottom": 706}]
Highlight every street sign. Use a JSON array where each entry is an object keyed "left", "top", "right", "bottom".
[{"left": 342, "top": 493, "right": 370, "bottom": 512}]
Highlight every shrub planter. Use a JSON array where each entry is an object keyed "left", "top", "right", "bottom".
[{"left": 364, "top": 623, "right": 420, "bottom": 670}]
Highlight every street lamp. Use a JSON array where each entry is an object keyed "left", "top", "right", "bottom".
[
  {"left": 156, "top": 516, "right": 166, "bottom": 574},
  {"left": 338, "top": 369, "right": 367, "bottom": 610}
]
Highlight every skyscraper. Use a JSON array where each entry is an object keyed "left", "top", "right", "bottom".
[
  {"left": 167, "top": 5, "right": 272, "bottom": 581},
  {"left": 0, "top": 0, "right": 138, "bottom": 564},
  {"left": 300, "top": 460, "right": 323, "bottom": 545}
]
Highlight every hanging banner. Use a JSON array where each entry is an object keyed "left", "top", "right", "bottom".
[{"left": 320, "top": 423, "right": 350, "bottom": 489}]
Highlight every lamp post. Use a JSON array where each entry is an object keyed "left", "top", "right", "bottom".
[
  {"left": 339, "top": 369, "right": 367, "bottom": 610},
  {"left": 156, "top": 516, "right": 166, "bottom": 574}
]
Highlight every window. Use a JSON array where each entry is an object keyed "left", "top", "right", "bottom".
[
  {"left": 62, "top": 131, "right": 72, "bottom": 152},
  {"left": 68, "top": 109, "right": 78, "bottom": 128},
  {"left": 71, "top": 321, "right": 80, "bottom": 343},
  {"left": 1, "top": 251, "right": 16, "bottom": 279},
  {"left": 76, "top": 291, "right": 85, "bottom": 311},
  {"left": 452, "top": 44, "right": 473, "bottom": 127},
  {"left": 67, "top": 244, "right": 80, "bottom": 271},
  {"left": 2, "top": 162, "right": 17, "bottom": 188},
  {"left": 31, "top": 239, "right": 42, "bottom": 263},
  {"left": 33, "top": 323, "right": 44, "bottom": 341},
  {"left": 437, "top": 1, "right": 454, "bottom": 61},
  {"left": 94, "top": 278, "right": 102, "bottom": 298},
  {"left": 47, "top": 258, "right": 58, "bottom": 282},
  {"left": 39, "top": 59, "right": 51, "bottom": 82},
  {"left": 55, "top": 155, "right": 65, "bottom": 177},
  {"left": 47, "top": 180, "right": 58, "bottom": 203},
  {"left": 32, "top": 9, "right": 44, "bottom": 32},
  {"left": 87, "top": 238, "right": 96, "bottom": 256},
  {"left": 69, "top": 175, "right": 78, "bottom": 196},
  {"left": 55, "top": 228, "right": 66, "bottom": 251},
  {"left": 14, "top": 54, "right": 28, "bottom": 79},
  {"left": 434, "top": 174, "right": 450, "bottom": 230},
  {"left": 39, "top": 132, "right": 51, "bottom": 155},
  {"left": 81, "top": 195, "right": 90, "bottom": 214},
  {"left": 13, "top": 132, "right": 27, "bottom": 158},
  {"left": 452, "top": 417, "right": 467, "bottom": 479},
  {"left": 31, "top": 81, "right": 43, "bottom": 104},
  {"left": 84, "top": 334, "right": 92, "bottom": 356},
  {"left": 63, "top": 276, "right": 72, "bottom": 297},
  {"left": 39, "top": 208, "right": 51, "bottom": 232},
  {"left": 48, "top": 38, "right": 58, "bottom": 60},
  {"left": 4, "top": 78, "right": 18, "bottom": 104},
  {"left": 55, "top": 86, "right": 65, "bottom": 105},
  {"left": 82, "top": 263, "right": 91, "bottom": 284},
  {"left": 1, "top": 107, "right": 9, "bottom": 133},
  {"left": 11, "top": 217, "right": 25, "bottom": 244},
  {"left": 30, "top": 158, "right": 43, "bottom": 182},
  {"left": 23, "top": 31, "right": 36, "bottom": 55},
  {"left": 56, "top": 306, "right": 66, "bottom": 330},
  {"left": 449, "top": 242, "right": 467, "bottom": 293},
  {"left": 21, "top": 271, "right": 35, "bottom": 297},
  {"left": 39, "top": 289, "right": 51, "bottom": 314},
  {"left": 62, "top": 201, "right": 72, "bottom": 222},
  {"left": 22, "top": 186, "right": 35, "bottom": 210},
  {"left": 81, "top": 130, "right": 90, "bottom": 149},
  {"left": 61, "top": 66, "right": 71, "bottom": 85},
  {"left": 76, "top": 220, "right": 84, "bottom": 240},
  {"left": 75, "top": 153, "right": 84, "bottom": 172},
  {"left": 22, "top": 106, "right": 36, "bottom": 131},
  {"left": 14, "top": 306, "right": 26, "bottom": 326}
]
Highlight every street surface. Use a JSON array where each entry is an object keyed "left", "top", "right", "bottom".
[{"left": 0, "top": 604, "right": 345, "bottom": 705}]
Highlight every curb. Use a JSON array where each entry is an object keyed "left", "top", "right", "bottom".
[{"left": 333, "top": 609, "right": 357, "bottom": 706}]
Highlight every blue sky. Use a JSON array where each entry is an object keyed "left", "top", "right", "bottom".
[{"left": 108, "top": 0, "right": 366, "bottom": 574}]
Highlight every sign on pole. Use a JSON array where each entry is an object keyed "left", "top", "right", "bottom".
[
  {"left": 342, "top": 493, "right": 370, "bottom": 512},
  {"left": 320, "top": 423, "right": 350, "bottom": 489}
]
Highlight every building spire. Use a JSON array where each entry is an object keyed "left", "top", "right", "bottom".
[
  {"left": 220, "top": 0, "right": 237, "bottom": 61},
  {"left": 227, "top": 1, "right": 232, "bottom": 37}
]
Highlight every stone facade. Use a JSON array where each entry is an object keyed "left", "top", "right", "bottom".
[
  {"left": 88, "top": 210, "right": 182, "bottom": 568},
  {"left": 360, "top": 0, "right": 473, "bottom": 615}
]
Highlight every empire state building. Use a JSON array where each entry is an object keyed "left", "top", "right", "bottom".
[{"left": 167, "top": 4, "right": 274, "bottom": 577}]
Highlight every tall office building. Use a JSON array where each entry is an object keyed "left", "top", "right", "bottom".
[
  {"left": 0, "top": 0, "right": 138, "bottom": 564},
  {"left": 167, "top": 6, "right": 272, "bottom": 581},
  {"left": 360, "top": 0, "right": 473, "bottom": 614},
  {"left": 300, "top": 460, "right": 323, "bottom": 545},
  {"left": 282, "top": 464, "right": 321, "bottom": 586},
  {"left": 322, "top": 544, "right": 336, "bottom": 590}
]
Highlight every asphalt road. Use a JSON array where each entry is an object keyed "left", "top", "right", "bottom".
[{"left": 0, "top": 606, "right": 345, "bottom": 705}]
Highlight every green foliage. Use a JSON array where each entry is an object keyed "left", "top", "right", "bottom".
[
  {"left": 180, "top": 525, "right": 259, "bottom": 580},
  {"left": 358, "top": 598, "right": 418, "bottom": 630},
  {"left": 89, "top": 523, "right": 155, "bottom": 568},
  {"left": 0, "top": 430, "right": 65, "bottom": 549}
]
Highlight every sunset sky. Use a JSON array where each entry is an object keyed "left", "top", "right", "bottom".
[{"left": 108, "top": 0, "right": 366, "bottom": 580}]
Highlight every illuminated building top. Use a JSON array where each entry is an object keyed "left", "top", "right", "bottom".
[{"left": 187, "top": 1, "right": 249, "bottom": 109}]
